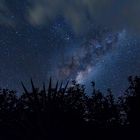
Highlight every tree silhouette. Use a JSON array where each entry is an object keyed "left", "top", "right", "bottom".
[
  {"left": 123, "top": 76, "right": 140, "bottom": 127},
  {"left": 0, "top": 76, "right": 139, "bottom": 139}
]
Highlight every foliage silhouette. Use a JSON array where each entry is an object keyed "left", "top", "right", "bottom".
[{"left": 0, "top": 76, "right": 140, "bottom": 139}]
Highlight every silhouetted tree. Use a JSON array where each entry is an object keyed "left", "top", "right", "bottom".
[
  {"left": 0, "top": 76, "right": 139, "bottom": 139},
  {"left": 123, "top": 76, "right": 140, "bottom": 127}
]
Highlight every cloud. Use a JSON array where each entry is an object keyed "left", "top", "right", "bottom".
[
  {"left": 0, "top": 0, "right": 15, "bottom": 27},
  {"left": 27, "top": 0, "right": 140, "bottom": 33}
]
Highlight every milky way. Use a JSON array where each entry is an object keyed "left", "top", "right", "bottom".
[{"left": 0, "top": 0, "right": 140, "bottom": 95}]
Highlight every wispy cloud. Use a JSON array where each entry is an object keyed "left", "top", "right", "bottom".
[
  {"left": 0, "top": 0, "right": 15, "bottom": 27},
  {"left": 27, "top": 0, "right": 140, "bottom": 33}
]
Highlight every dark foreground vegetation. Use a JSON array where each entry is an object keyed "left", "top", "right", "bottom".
[{"left": 0, "top": 76, "right": 140, "bottom": 140}]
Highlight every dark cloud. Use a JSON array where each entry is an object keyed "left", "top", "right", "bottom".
[
  {"left": 0, "top": 0, "right": 15, "bottom": 27},
  {"left": 27, "top": 0, "right": 140, "bottom": 33}
]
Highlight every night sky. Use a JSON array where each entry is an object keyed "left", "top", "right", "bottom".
[{"left": 0, "top": 0, "right": 140, "bottom": 95}]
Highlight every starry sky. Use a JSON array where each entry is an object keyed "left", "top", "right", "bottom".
[{"left": 0, "top": 0, "right": 140, "bottom": 95}]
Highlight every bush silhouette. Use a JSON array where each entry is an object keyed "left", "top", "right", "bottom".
[{"left": 0, "top": 76, "right": 140, "bottom": 139}]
